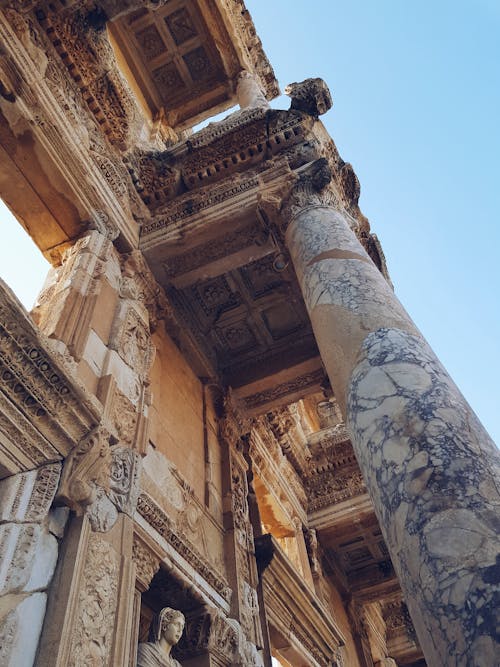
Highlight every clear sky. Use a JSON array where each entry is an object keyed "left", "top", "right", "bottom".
[
  {"left": 0, "top": 0, "right": 498, "bottom": 444},
  {"left": 245, "top": 0, "right": 500, "bottom": 445}
]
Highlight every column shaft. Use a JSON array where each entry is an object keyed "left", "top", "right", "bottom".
[{"left": 285, "top": 199, "right": 500, "bottom": 666}]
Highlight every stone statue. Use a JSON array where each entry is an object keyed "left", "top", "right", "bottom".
[
  {"left": 137, "top": 607, "right": 185, "bottom": 667},
  {"left": 236, "top": 70, "right": 270, "bottom": 109}
]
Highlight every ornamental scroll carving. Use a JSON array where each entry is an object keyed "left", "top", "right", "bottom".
[
  {"left": 57, "top": 426, "right": 141, "bottom": 531},
  {"left": 69, "top": 533, "right": 118, "bottom": 667},
  {"left": 38, "top": 6, "right": 143, "bottom": 149}
]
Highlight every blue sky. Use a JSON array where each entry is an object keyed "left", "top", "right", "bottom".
[
  {"left": 0, "top": 1, "right": 498, "bottom": 443},
  {"left": 245, "top": 0, "right": 500, "bottom": 445}
]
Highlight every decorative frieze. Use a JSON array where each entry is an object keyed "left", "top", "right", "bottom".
[
  {"left": 137, "top": 493, "right": 231, "bottom": 603},
  {"left": 242, "top": 368, "right": 324, "bottom": 411},
  {"left": 37, "top": 6, "right": 143, "bottom": 150},
  {"left": 0, "top": 462, "right": 60, "bottom": 523},
  {"left": 0, "top": 279, "right": 99, "bottom": 472}
]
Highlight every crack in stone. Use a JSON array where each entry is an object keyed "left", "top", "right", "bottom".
[{"left": 306, "top": 249, "right": 371, "bottom": 266}]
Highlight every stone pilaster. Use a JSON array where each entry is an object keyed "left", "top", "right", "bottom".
[
  {"left": 219, "top": 398, "right": 266, "bottom": 667},
  {"left": 283, "top": 159, "right": 500, "bottom": 666},
  {"left": 37, "top": 511, "right": 137, "bottom": 666}
]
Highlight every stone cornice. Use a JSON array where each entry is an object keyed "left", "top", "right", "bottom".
[
  {"left": 136, "top": 492, "right": 232, "bottom": 605},
  {"left": 0, "top": 10, "right": 142, "bottom": 254},
  {"left": 0, "top": 279, "right": 100, "bottom": 475}
]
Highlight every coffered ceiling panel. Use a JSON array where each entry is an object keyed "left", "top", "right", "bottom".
[
  {"left": 109, "top": 0, "right": 278, "bottom": 128},
  {"left": 168, "top": 252, "right": 319, "bottom": 387}
]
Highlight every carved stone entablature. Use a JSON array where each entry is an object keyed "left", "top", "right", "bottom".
[
  {"left": 307, "top": 424, "right": 355, "bottom": 472},
  {"left": 57, "top": 427, "right": 141, "bottom": 531},
  {"left": 132, "top": 109, "right": 311, "bottom": 215},
  {"left": 383, "top": 598, "right": 416, "bottom": 641},
  {"left": 36, "top": 6, "right": 143, "bottom": 150},
  {"left": 285, "top": 78, "right": 333, "bottom": 117},
  {"left": 0, "top": 280, "right": 100, "bottom": 474},
  {"left": 306, "top": 467, "right": 366, "bottom": 512},
  {"left": 1, "top": 0, "right": 280, "bottom": 106},
  {"left": 249, "top": 422, "right": 308, "bottom": 515},
  {"left": 137, "top": 492, "right": 232, "bottom": 604},
  {"left": 382, "top": 597, "right": 424, "bottom": 665},
  {"left": 304, "top": 426, "right": 367, "bottom": 512},
  {"left": 241, "top": 367, "right": 325, "bottom": 413},
  {"left": 0, "top": 11, "right": 143, "bottom": 253}
]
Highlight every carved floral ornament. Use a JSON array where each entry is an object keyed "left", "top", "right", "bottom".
[
  {"left": 132, "top": 536, "right": 161, "bottom": 592},
  {"left": 56, "top": 425, "right": 142, "bottom": 531},
  {"left": 278, "top": 158, "right": 337, "bottom": 226}
]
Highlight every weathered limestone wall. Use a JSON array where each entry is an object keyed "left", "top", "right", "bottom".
[
  {"left": 149, "top": 327, "right": 206, "bottom": 503},
  {"left": 0, "top": 464, "right": 66, "bottom": 666}
]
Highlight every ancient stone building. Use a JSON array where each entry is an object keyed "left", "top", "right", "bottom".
[{"left": 0, "top": 2, "right": 498, "bottom": 666}]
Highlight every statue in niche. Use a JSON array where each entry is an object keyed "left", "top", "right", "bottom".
[{"left": 137, "top": 607, "right": 185, "bottom": 667}]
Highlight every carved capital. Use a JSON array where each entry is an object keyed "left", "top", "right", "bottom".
[
  {"left": 219, "top": 391, "right": 252, "bottom": 446},
  {"left": 132, "top": 535, "right": 160, "bottom": 592},
  {"left": 285, "top": 77, "right": 333, "bottom": 116},
  {"left": 57, "top": 425, "right": 112, "bottom": 512},
  {"left": 279, "top": 158, "right": 338, "bottom": 228},
  {"left": 175, "top": 608, "right": 239, "bottom": 663},
  {"left": 57, "top": 427, "right": 141, "bottom": 531}
]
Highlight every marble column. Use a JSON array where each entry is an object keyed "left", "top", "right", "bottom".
[{"left": 283, "top": 159, "right": 500, "bottom": 667}]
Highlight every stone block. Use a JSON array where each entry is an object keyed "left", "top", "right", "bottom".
[
  {"left": 0, "top": 470, "right": 38, "bottom": 523},
  {"left": 82, "top": 328, "right": 108, "bottom": 377},
  {"left": 0, "top": 524, "right": 58, "bottom": 595},
  {"left": 48, "top": 506, "right": 70, "bottom": 539},
  {"left": 0, "top": 464, "right": 60, "bottom": 524},
  {"left": 0, "top": 592, "right": 47, "bottom": 667}
]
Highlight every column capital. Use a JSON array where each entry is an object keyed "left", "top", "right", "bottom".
[
  {"left": 279, "top": 158, "right": 339, "bottom": 228},
  {"left": 56, "top": 425, "right": 142, "bottom": 532}
]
